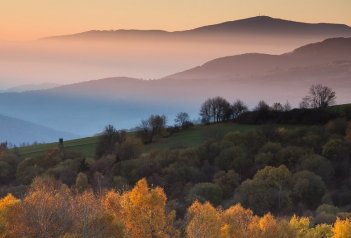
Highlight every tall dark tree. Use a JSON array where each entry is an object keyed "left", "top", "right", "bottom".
[
  {"left": 271, "top": 102, "right": 284, "bottom": 112},
  {"left": 95, "top": 125, "right": 126, "bottom": 158},
  {"left": 231, "top": 100, "right": 248, "bottom": 119},
  {"left": 174, "top": 112, "right": 191, "bottom": 128},
  {"left": 200, "top": 97, "right": 231, "bottom": 123},
  {"left": 138, "top": 114, "right": 167, "bottom": 143},
  {"left": 254, "top": 100, "right": 270, "bottom": 112}
]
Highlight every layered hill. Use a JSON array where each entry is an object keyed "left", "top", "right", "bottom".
[
  {"left": 0, "top": 37, "right": 350, "bottom": 137},
  {"left": 2, "top": 16, "right": 351, "bottom": 88}
]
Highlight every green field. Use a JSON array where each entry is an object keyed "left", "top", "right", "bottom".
[{"left": 16, "top": 123, "right": 260, "bottom": 158}]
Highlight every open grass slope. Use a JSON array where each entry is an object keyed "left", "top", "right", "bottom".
[
  {"left": 15, "top": 103, "right": 351, "bottom": 158},
  {"left": 16, "top": 123, "right": 260, "bottom": 158}
]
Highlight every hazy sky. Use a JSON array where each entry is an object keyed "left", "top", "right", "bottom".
[{"left": 1, "top": 0, "right": 350, "bottom": 41}]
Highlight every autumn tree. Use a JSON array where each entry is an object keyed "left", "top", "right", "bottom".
[
  {"left": 75, "top": 172, "right": 89, "bottom": 192},
  {"left": 222, "top": 204, "right": 255, "bottom": 238},
  {"left": 289, "top": 215, "right": 310, "bottom": 237},
  {"left": 8, "top": 178, "right": 73, "bottom": 238},
  {"left": 0, "top": 194, "right": 20, "bottom": 237},
  {"left": 332, "top": 218, "right": 351, "bottom": 238},
  {"left": 69, "top": 191, "right": 124, "bottom": 238},
  {"left": 186, "top": 201, "right": 222, "bottom": 238},
  {"left": 120, "top": 178, "right": 179, "bottom": 238}
]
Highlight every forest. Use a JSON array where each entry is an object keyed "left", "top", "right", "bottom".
[{"left": 1, "top": 85, "right": 351, "bottom": 237}]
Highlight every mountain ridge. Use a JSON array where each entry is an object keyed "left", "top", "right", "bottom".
[{"left": 41, "top": 16, "right": 351, "bottom": 40}]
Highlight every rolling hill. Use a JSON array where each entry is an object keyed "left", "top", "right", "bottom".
[
  {"left": 0, "top": 37, "right": 350, "bottom": 138},
  {"left": 0, "top": 114, "right": 77, "bottom": 145}
]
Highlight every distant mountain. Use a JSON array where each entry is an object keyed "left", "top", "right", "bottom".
[
  {"left": 1, "top": 83, "right": 61, "bottom": 93},
  {"left": 162, "top": 37, "right": 351, "bottom": 104},
  {"left": 3, "top": 16, "right": 351, "bottom": 87},
  {"left": 43, "top": 16, "right": 351, "bottom": 41},
  {"left": 0, "top": 114, "right": 77, "bottom": 145},
  {"left": 188, "top": 16, "right": 351, "bottom": 37},
  {"left": 164, "top": 37, "right": 351, "bottom": 81},
  {"left": 0, "top": 37, "right": 350, "bottom": 135}
]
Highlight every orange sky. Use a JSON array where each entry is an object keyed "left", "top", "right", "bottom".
[{"left": 1, "top": 0, "right": 351, "bottom": 41}]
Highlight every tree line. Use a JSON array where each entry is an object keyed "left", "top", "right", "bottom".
[{"left": 0, "top": 177, "right": 350, "bottom": 238}]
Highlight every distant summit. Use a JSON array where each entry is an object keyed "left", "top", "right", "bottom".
[
  {"left": 42, "top": 16, "right": 351, "bottom": 40},
  {"left": 189, "top": 16, "right": 351, "bottom": 36}
]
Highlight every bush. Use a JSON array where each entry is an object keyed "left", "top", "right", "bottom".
[{"left": 187, "top": 182, "right": 223, "bottom": 206}]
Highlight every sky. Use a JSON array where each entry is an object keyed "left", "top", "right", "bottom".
[{"left": 1, "top": 0, "right": 351, "bottom": 41}]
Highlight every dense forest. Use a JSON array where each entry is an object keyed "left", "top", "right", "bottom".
[{"left": 1, "top": 85, "right": 351, "bottom": 237}]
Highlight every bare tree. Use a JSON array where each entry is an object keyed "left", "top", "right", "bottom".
[
  {"left": 254, "top": 100, "right": 270, "bottom": 112},
  {"left": 231, "top": 100, "right": 248, "bottom": 119},
  {"left": 299, "top": 96, "right": 310, "bottom": 109},
  {"left": 175, "top": 112, "right": 190, "bottom": 128},
  {"left": 138, "top": 114, "right": 167, "bottom": 143},
  {"left": 283, "top": 101, "right": 292, "bottom": 111},
  {"left": 301, "top": 84, "right": 336, "bottom": 108},
  {"left": 200, "top": 97, "right": 231, "bottom": 123},
  {"left": 271, "top": 102, "right": 284, "bottom": 112}
]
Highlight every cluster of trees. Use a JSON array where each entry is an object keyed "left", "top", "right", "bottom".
[
  {"left": 199, "top": 85, "right": 341, "bottom": 125},
  {"left": 1, "top": 177, "right": 351, "bottom": 237},
  {"left": 200, "top": 97, "right": 248, "bottom": 123}
]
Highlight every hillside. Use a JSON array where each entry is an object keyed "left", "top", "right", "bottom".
[
  {"left": 0, "top": 114, "right": 76, "bottom": 145},
  {"left": 16, "top": 123, "right": 259, "bottom": 158},
  {"left": 164, "top": 37, "right": 351, "bottom": 80}
]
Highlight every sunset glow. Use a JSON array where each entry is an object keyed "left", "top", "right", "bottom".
[{"left": 1, "top": 0, "right": 351, "bottom": 41}]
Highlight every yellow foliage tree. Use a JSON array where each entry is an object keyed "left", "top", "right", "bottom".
[
  {"left": 221, "top": 203, "right": 255, "bottom": 238},
  {"left": 186, "top": 200, "right": 222, "bottom": 238},
  {"left": 0, "top": 194, "right": 20, "bottom": 237},
  {"left": 248, "top": 213, "right": 297, "bottom": 238},
  {"left": 306, "top": 224, "right": 332, "bottom": 238},
  {"left": 290, "top": 215, "right": 310, "bottom": 237},
  {"left": 332, "top": 218, "right": 351, "bottom": 238},
  {"left": 258, "top": 213, "right": 280, "bottom": 238},
  {"left": 120, "top": 178, "right": 179, "bottom": 238}
]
